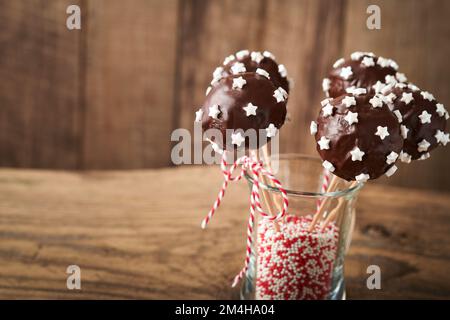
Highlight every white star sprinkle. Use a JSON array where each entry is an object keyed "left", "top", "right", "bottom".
[
  {"left": 317, "top": 136, "right": 331, "bottom": 150},
  {"left": 390, "top": 60, "right": 399, "bottom": 70},
  {"left": 223, "top": 54, "right": 235, "bottom": 65},
  {"left": 385, "top": 165, "right": 398, "bottom": 177},
  {"left": 417, "top": 139, "right": 431, "bottom": 152},
  {"left": 273, "top": 88, "right": 287, "bottom": 103},
  {"left": 418, "top": 110, "right": 432, "bottom": 124},
  {"left": 210, "top": 76, "right": 221, "bottom": 86},
  {"left": 231, "top": 132, "right": 245, "bottom": 146},
  {"left": 383, "top": 92, "right": 397, "bottom": 104},
  {"left": 278, "top": 64, "right": 287, "bottom": 77},
  {"left": 232, "top": 76, "right": 247, "bottom": 90},
  {"left": 361, "top": 56, "right": 375, "bottom": 67},
  {"left": 231, "top": 62, "right": 246, "bottom": 74},
  {"left": 419, "top": 153, "right": 430, "bottom": 161},
  {"left": 266, "top": 123, "right": 278, "bottom": 138},
  {"left": 205, "top": 86, "right": 212, "bottom": 96},
  {"left": 340, "top": 66, "right": 353, "bottom": 79},
  {"left": 350, "top": 147, "right": 365, "bottom": 161},
  {"left": 369, "top": 96, "right": 383, "bottom": 108},
  {"left": 396, "top": 72, "right": 407, "bottom": 83},
  {"left": 408, "top": 83, "right": 420, "bottom": 92},
  {"left": 321, "top": 98, "right": 333, "bottom": 106},
  {"left": 250, "top": 51, "right": 264, "bottom": 63},
  {"left": 355, "top": 173, "right": 370, "bottom": 183},
  {"left": 353, "top": 88, "right": 367, "bottom": 96},
  {"left": 333, "top": 58, "right": 345, "bottom": 68},
  {"left": 344, "top": 111, "right": 359, "bottom": 125},
  {"left": 381, "top": 83, "right": 394, "bottom": 95},
  {"left": 322, "top": 78, "right": 331, "bottom": 93},
  {"left": 377, "top": 57, "right": 390, "bottom": 68},
  {"left": 385, "top": 75, "right": 397, "bottom": 85},
  {"left": 372, "top": 81, "right": 385, "bottom": 93},
  {"left": 322, "top": 160, "right": 335, "bottom": 172},
  {"left": 310, "top": 121, "right": 318, "bottom": 135},
  {"left": 386, "top": 151, "right": 399, "bottom": 164},
  {"left": 208, "top": 104, "right": 221, "bottom": 119},
  {"left": 400, "top": 125, "right": 409, "bottom": 139},
  {"left": 236, "top": 49, "right": 249, "bottom": 59},
  {"left": 399, "top": 151, "right": 412, "bottom": 163},
  {"left": 322, "top": 104, "right": 334, "bottom": 117},
  {"left": 435, "top": 130, "right": 449, "bottom": 146},
  {"left": 395, "top": 83, "right": 407, "bottom": 89},
  {"left": 375, "top": 126, "right": 390, "bottom": 140},
  {"left": 400, "top": 92, "right": 414, "bottom": 105},
  {"left": 263, "top": 51, "right": 275, "bottom": 60},
  {"left": 342, "top": 96, "right": 357, "bottom": 107},
  {"left": 351, "top": 52, "right": 364, "bottom": 61},
  {"left": 213, "top": 67, "right": 223, "bottom": 79},
  {"left": 393, "top": 110, "right": 403, "bottom": 123},
  {"left": 436, "top": 103, "right": 447, "bottom": 117},
  {"left": 195, "top": 108, "right": 203, "bottom": 122},
  {"left": 421, "top": 91, "right": 434, "bottom": 101},
  {"left": 256, "top": 68, "right": 270, "bottom": 79},
  {"left": 243, "top": 103, "right": 258, "bottom": 116}
]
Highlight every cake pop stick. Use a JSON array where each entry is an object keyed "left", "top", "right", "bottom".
[{"left": 308, "top": 175, "right": 340, "bottom": 231}]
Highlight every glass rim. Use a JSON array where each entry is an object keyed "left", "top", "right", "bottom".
[{"left": 244, "top": 153, "right": 363, "bottom": 198}]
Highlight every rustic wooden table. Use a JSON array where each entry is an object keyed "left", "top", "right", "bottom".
[{"left": 0, "top": 167, "right": 449, "bottom": 299}]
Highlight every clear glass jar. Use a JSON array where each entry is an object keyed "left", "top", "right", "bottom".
[{"left": 241, "top": 154, "right": 362, "bottom": 300}]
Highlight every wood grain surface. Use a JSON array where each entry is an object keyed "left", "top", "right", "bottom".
[
  {"left": 0, "top": 166, "right": 449, "bottom": 299},
  {"left": 0, "top": 0, "right": 449, "bottom": 191}
]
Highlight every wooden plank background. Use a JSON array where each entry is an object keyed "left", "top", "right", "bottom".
[{"left": 0, "top": 0, "right": 449, "bottom": 191}]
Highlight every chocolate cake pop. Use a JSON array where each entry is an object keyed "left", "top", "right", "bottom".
[
  {"left": 322, "top": 51, "right": 404, "bottom": 98},
  {"left": 208, "top": 50, "right": 290, "bottom": 96},
  {"left": 383, "top": 83, "right": 449, "bottom": 162},
  {"left": 197, "top": 72, "right": 288, "bottom": 150},
  {"left": 311, "top": 92, "right": 404, "bottom": 182}
]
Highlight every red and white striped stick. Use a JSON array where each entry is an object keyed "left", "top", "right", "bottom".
[{"left": 201, "top": 152, "right": 289, "bottom": 287}]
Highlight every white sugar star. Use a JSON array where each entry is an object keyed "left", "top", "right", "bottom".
[
  {"left": 342, "top": 95, "right": 357, "bottom": 107},
  {"left": 375, "top": 126, "right": 390, "bottom": 140},
  {"left": 396, "top": 72, "right": 407, "bottom": 83},
  {"left": 421, "top": 91, "right": 435, "bottom": 101},
  {"left": 386, "top": 151, "right": 399, "bottom": 165},
  {"left": 385, "top": 165, "right": 398, "bottom": 177},
  {"left": 223, "top": 54, "right": 235, "bottom": 65},
  {"left": 195, "top": 108, "right": 203, "bottom": 122},
  {"left": 250, "top": 51, "right": 264, "bottom": 63},
  {"left": 418, "top": 110, "right": 432, "bottom": 124},
  {"left": 417, "top": 139, "right": 431, "bottom": 152},
  {"left": 263, "top": 51, "right": 275, "bottom": 60},
  {"left": 372, "top": 81, "right": 385, "bottom": 93},
  {"left": 408, "top": 83, "right": 420, "bottom": 91},
  {"left": 310, "top": 121, "right": 318, "bottom": 135},
  {"left": 381, "top": 83, "right": 394, "bottom": 95},
  {"left": 213, "top": 67, "right": 224, "bottom": 79},
  {"left": 385, "top": 75, "right": 397, "bottom": 85},
  {"left": 322, "top": 160, "right": 335, "bottom": 172},
  {"left": 369, "top": 96, "right": 383, "bottom": 108},
  {"left": 383, "top": 92, "right": 396, "bottom": 104},
  {"left": 361, "top": 56, "right": 375, "bottom": 67},
  {"left": 321, "top": 98, "right": 333, "bottom": 106},
  {"left": 317, "top": 136, "right": 331, "bottom": 150},
  {"left": 351, "top": 51, "right": 364, "bottom": 61},
  {"left": 399, "top": 151, "right": 412, "bottom": 163},
  {"left": 273, "top": 88, "right": 286, "bottom": 103},
  {"left": 395, "top": 83, "right": 407, "bottom": 89},
  {"left": 231, "top": 132, "right": 245, "bottom": 147},
  {"left": 344, "top": 111, "right": 359, "bottom": 125},
  {"left": 333, "top": 58, "right": 345, "bottom": 68},
  {"left": 400, "top": 125, "right": 409, "bottom": 139},
  {"left": 231, "top": 62, "right": 246, "bottom": 74},
  {"left": 256, "top": 68, "right": 270, "bottom": 79},
  {"left": 393, "top": 110, "right": 403, "bottom": 123},
  {"left": 278, "top": 64, "right": 287, "bottom": 77},
  {"left": 322, "top": 78, "right": 331, "bottom": 93},
  {"left": 376, "top": 56, "right": 390, "bottom": 68},
  {"left": 390, "top": 59, "right": 399, "bottom": 70},
  {"left": 208, "top": 104, "right": 221, "bottom": 119},
  {"left": 400, "top": 92, "right": 414, "bottom": 105},
  {"left": 355, "top": 173, "right": 370, "bottom": 183},
  {"left": 322, "top": 104, "right": 334, "bottom": 117},
  {"left": 436, "top": 103, "right": 447, "bottom": 117},
  {"left": 265, "top": 123, "right": 278, "bottom": 138},
  {"left": 352, "top": 88, "right": 367, "bottom": 96},
  {"left": 350, "top": 147, "right": 365, "bottom": 161},
  {"left": 236, "top": 49, "right": 249, "bottom": 59},
  {"left": 419, "top": 153, "right": 430, "bottom": 161},
  {"left": 243, "top": 103, "right": 258, "bottom": 116},
  {"left": 205, "top": 86, "right": 212, "bottom": 96},
  {"left": 435, "top": 130, "right": 449, "bottom": 146},
  {"left": 340, "top": 66, "right": 353, "bottom": 79},
  {"left": 232, "top": 76, "right": 247, "bottom": 90}
]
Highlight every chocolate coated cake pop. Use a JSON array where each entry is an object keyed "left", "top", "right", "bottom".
[
  {"left": 311, "top": 92, "right": 404, "bottom": 182},
  {"left": 197, "top": 72, "right": 288, "bottom": 150}
]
